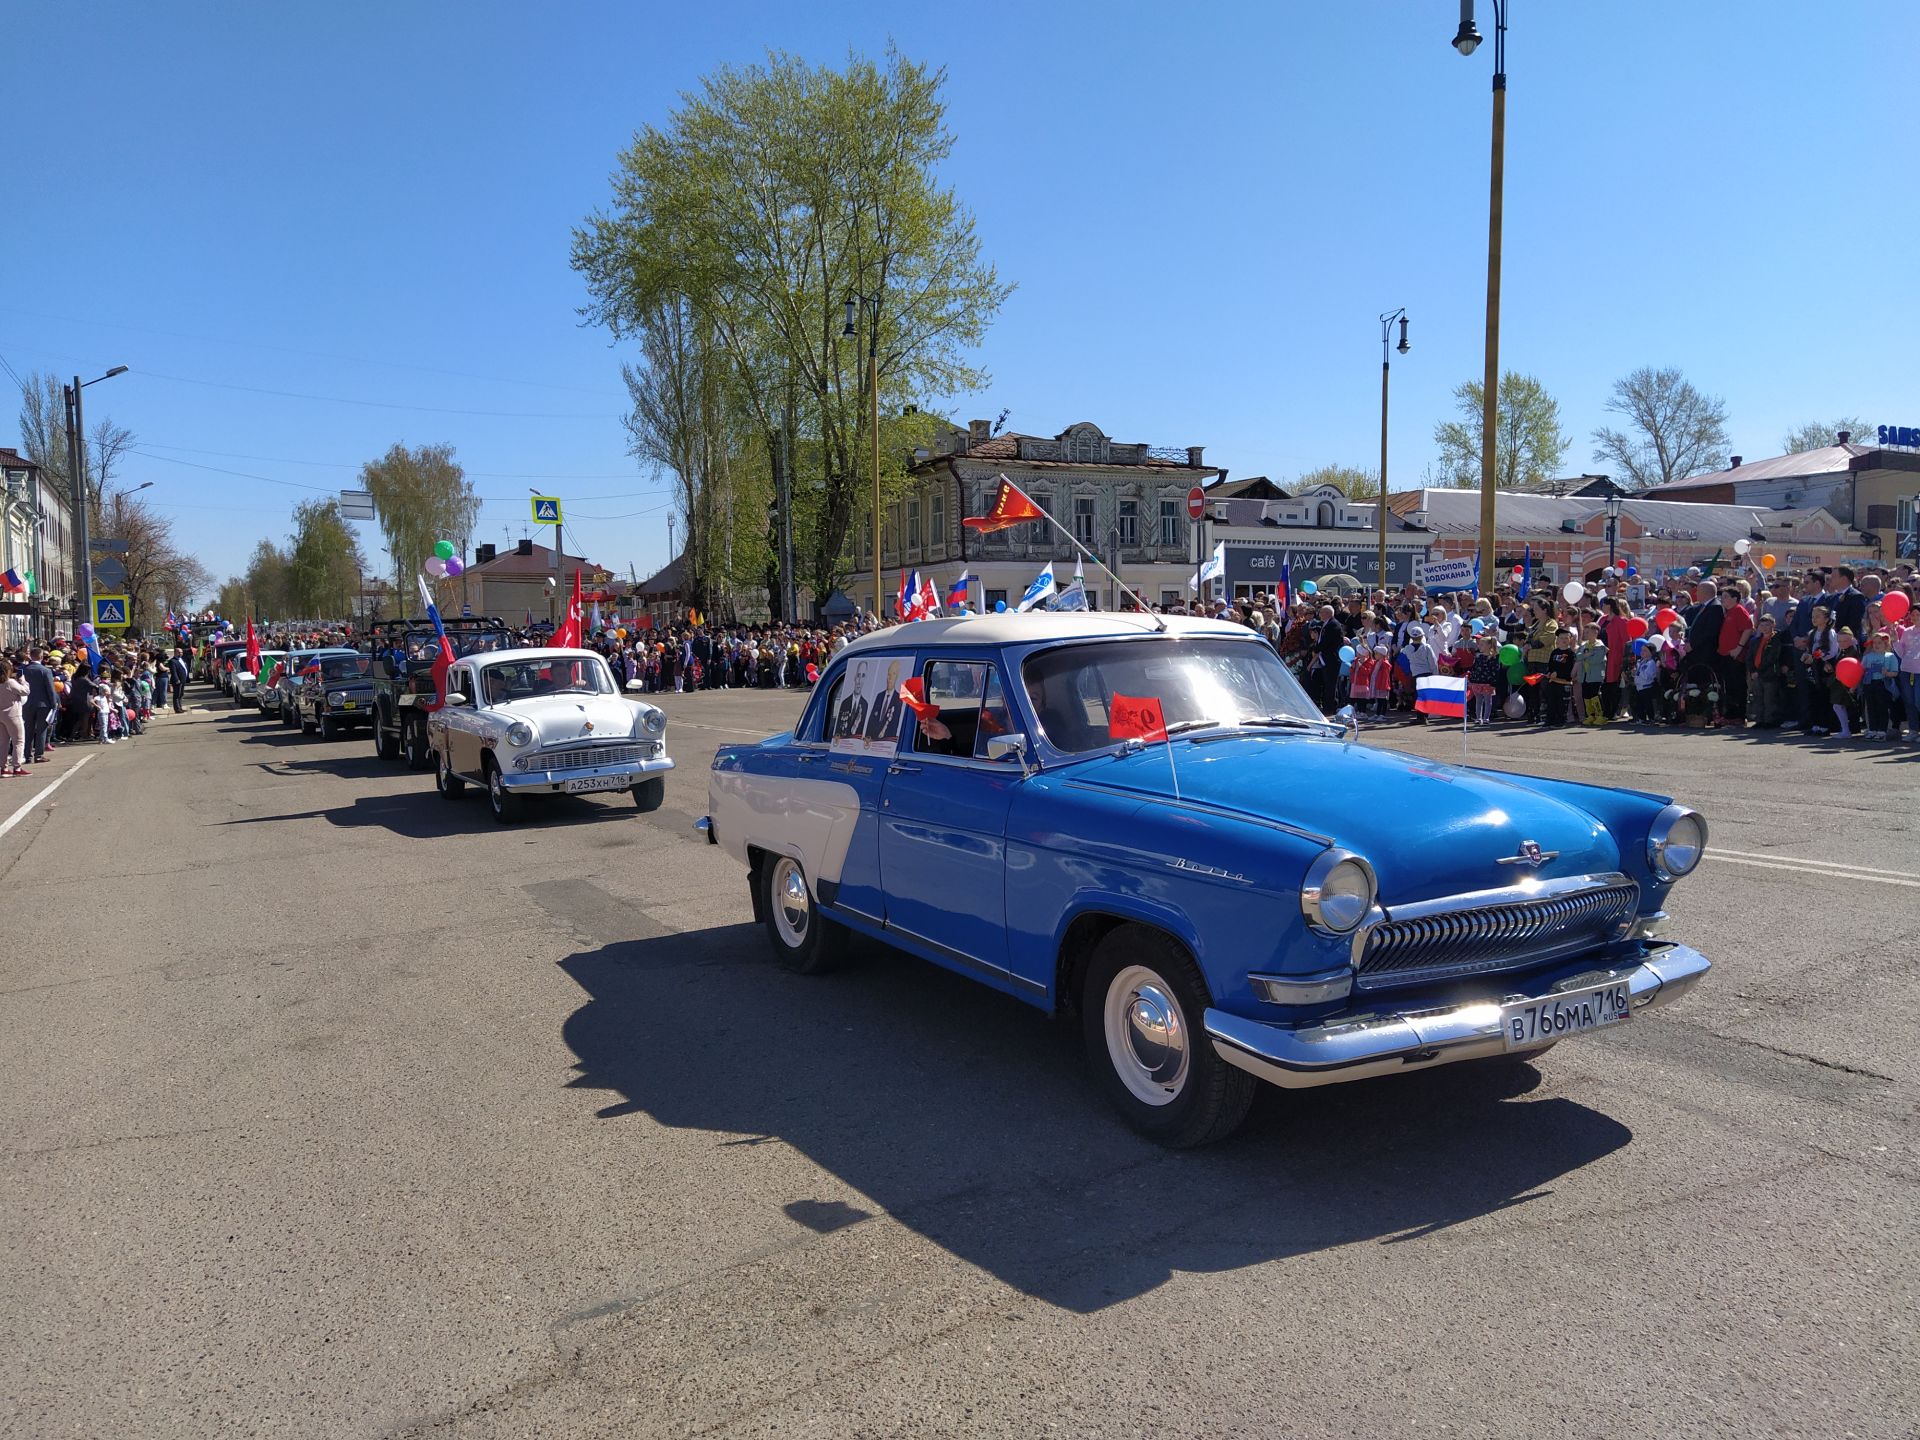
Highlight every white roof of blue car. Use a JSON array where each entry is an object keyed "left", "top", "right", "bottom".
[{"left": 837, "top": 612, "right": 1252, "bottom": 658}]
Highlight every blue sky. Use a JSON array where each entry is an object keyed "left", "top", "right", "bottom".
[{"left": 4, "top": 0, "right": 1914, "bottom": 593}]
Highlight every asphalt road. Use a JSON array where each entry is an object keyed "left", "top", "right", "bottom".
[{"left": 3, "top": 684, "right": 1914, "bottom": 1439}]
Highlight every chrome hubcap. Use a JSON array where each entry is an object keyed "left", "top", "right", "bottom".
[
  {"left": 771, "top": 858, "right": 810, "bottom": 947},
  {"left": 1103, "top": 965, "right": 1189, "bottom": 1107}
]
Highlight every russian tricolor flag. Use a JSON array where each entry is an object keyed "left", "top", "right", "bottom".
[{"left": 1415, "top": 675, "right": 1468, "bottom": 718}]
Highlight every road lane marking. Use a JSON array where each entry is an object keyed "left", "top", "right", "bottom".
[
  {"left": 672, "top": 721, "right": 783, "bottom": 739},
  {"left": 1705, "top": 852, "right": 1920, "bottom": 888},
  {"left": 0, "top": 754, "right": 96, "bottom": 841},
  {"left": 1709, "top": 847, "right": 1920, "bottom": 881}
]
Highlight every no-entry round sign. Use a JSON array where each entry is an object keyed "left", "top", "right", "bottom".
[{"left": 1186, "top": 486, "right": 1206, "bottom": 521}]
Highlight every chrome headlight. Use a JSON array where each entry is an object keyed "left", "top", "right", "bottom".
[
  {"left": 1301, "top": 849, "right": 1377, "bottom": 935},
  {"left": 328, "top": 692, "right": 346, "bottom": 706},
  {"left": 639, "top": 708, "right": 665, "bottom": 736},
  {"left": 1647, "top": 805, "right": 1707, "bottom": 881},
  {"left": 506, "top": 721, "right": 534, "bottom": 748}
]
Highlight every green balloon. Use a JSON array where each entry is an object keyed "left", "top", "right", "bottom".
[
  {"left": 1498, "top": 643, "right": 1521, "bottom": 666},
  {"left": 433, "top": 540, "right": 455, "bottom": 560}
]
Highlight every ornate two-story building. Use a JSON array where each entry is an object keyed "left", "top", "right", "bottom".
[{"left": 845, "top": 419, "right": 1223, "bottom": 615}]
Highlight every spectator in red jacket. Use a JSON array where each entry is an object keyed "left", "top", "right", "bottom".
[{"left": 1716, "top": 579, "right": 1756, "bottom": 723}]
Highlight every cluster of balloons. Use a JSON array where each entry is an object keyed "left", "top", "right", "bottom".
[
  {"left": 423, "top": 539, "right": 467, "bottom": 579},
  {"left": 1298, "top": 580, "right": 1318, "bottom": 596},
  {"left": 77, "top": 622, "right": 96, "bottom": 640}
]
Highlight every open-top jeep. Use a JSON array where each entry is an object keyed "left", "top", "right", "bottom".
[{"left": 367, "top": 616, "right": 514, "bottom": 768}]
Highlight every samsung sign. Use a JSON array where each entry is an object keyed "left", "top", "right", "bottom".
[{"left": 1878, "top": 425, "right": 1920, "bottom": 448}]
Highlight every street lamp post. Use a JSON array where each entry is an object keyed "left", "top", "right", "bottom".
[
  {"left": 62, "top": 364, "right": 129, "bottom": 625},
  {"left": 1451, "top": 0, "right": 1506, "bottom": 591},
  {"left": 843, "top": 295, "right": 881, "bottom": 619},
  {"left": 1605, "top": 492, "right": 1623, "bottom": 572},
  {"left": 1377, "top": 309, "right": 1409, "bottom": 594}
]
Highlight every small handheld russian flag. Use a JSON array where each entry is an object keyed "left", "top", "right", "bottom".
[{"left": 1415, "top": 674, "right": 1468, "bottom": 718}]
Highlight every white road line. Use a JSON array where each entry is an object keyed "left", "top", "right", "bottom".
[
  {"left": 1705, "top": 853, "right": 1920, "bottom": 889},
  {"left": 0, "top": 754, "right": 96, "bottom": 841},
  {"left": 1710, "top": 847, "right": 1920, "bottom": 882},
  {"left": 673, "top": 721, "right": 781, "bottom": 739}
]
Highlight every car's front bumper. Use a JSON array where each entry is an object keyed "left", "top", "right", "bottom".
[
  {"left": 1205, "top": 944, "right": 1710, "bottom": 1090},
  {"left": 499, "top": 756, "right": 675, "bottom": 793}
]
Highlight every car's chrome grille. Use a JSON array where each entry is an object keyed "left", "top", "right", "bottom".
[
  {"left": 1355, "top": 878, "right": 1640, "bottom": 989},
  {"left": 520, "top": 740, "right": 657, "bottom": 771}
]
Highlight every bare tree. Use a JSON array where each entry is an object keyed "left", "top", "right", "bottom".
[
  {"left": 1591, "top": 367, "right": 1730, "bottom": 490},
  {"left": 95, "top": 482, "right": 209, "bottom": 627},
  {"left": 1780, "top": 418, "right": 1871, "bottom": 455}
]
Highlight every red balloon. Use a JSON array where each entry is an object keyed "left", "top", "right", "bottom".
[
  {"left": 1881, "top": 590, "right": 1912, "bottom": 623},
  {"left": 1654, "top": 607, "right": 1679, "bottom": 630},
  {"left": 1835, "top": 656, "right": 1863, "bottom": 688},
  {"left": 1626, "top": 616, "right": 1649, "bottom": 639}
]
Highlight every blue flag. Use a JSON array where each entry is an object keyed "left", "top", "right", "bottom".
[{"left": 1518, "top": 543, "right": 1532, "bottom": 601}]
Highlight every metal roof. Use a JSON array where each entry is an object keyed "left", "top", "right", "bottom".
[
  {"left": 1399, "top": 488, "right": 1776, "bottom": 543},
  {"left": 1646, "top": 444, "right": 1868, "bottom": 492}
]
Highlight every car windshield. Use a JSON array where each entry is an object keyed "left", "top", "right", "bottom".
[
  {"left": 320, "top": 657, "right": 371, "bottom": 682},
  {"left": 479, "top": 656, "right": 613, "bottom": 704},
  {"left": 1022, "top": 637, "right": 1325, "bottom": 754}
]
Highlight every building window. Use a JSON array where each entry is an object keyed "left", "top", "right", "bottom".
[
  {"left": 985, "top": 588, "right": 1008, "bottom": 611},
  {"left": 930, "top": 492, "right": 946, "bottom": 548},
  {"left": 1027, "top": 489, "right": 1052, "bottom": 548},
  {"left": 907, "top": 499, "right": 921, "bottom": 551},
  {"left": 1160, "top": 497, "right": 1180, "bottom": 546},
  {"left": 1117, "top": 499, "right": 1139, "bottom": 547},
  {"left": 1160, "top": 589, "right": 1181, "bottom": 609},
  {"left": 1073, "top": 495, "right": 1097, "bottom": 545}
]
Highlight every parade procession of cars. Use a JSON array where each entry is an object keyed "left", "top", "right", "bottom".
[
  {"left": 203, "top": 608, "right": 1712, "bottom": 1149},
  {"left": 208, "top": 615, "right": 674, "bottom": 826}
]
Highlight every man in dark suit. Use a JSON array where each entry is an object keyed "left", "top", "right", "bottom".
[
  {"left": 167, "top": 649, "right": 190, "bottom": 713},
  {"left": 21, "top": 646, "right": 58, "bottom": 762},
  {"left": 1830, "top": 565, "right": 1866, "bottom": 637},
  {"left": 834, "top": 663, "right": 870, "bottom": 741}
]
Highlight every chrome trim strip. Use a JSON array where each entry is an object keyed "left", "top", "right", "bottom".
[{"left": 1207, "top": 943, "right": 1710, "bottom": 1090}]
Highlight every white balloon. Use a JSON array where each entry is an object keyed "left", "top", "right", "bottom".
[
  {"left": 424, "top": 557, "right": 448, "bottom": 578},
  {"left": 1562, "top": 580, "right": 1585, "bottom": 604},
  {"left": 1734, "top": 538, "right": 1752, "bottom": 556}
]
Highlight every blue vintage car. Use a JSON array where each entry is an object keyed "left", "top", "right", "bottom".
[{"left": 703, "top": 613, "right": 1710, "bottom": 1147}]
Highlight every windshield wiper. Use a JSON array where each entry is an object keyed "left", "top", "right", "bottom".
[{"left": 1238, "top": 714, "right": 1337, "bottom": 731}]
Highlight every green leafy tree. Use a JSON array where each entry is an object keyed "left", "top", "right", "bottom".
[
  {"left": 1781, "top": 418, "right": 1871, "bottom": 455},
  {"left": 574, "top": 47, "right": 1012, "bottom": 610},
  {"left": 357, "top": 443, "right": 479, "bottom": 596},
  {"left": 1591, "top": 366, "right": 1729, "bottom": 489},
  {"left": 1293, "top": 464, "right": 1380, "bottom": 499},
  {"left": 1433, "top": 371, "right": 1568, "bottom": 490},
  {"left": 287, "top": 498, "right": 367, "bottom": 619}
]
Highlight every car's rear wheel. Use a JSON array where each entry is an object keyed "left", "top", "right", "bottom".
[
  {"left": 317, "top": 714, "right": 335, "bottom": 741},
  {"left": 632, "top": 777, "right": 665, "bottom": 813},
  {"left": 484, "top": 757, "right": 520, "bottom": 823},
  {"left": 436, "top": 747, "right": 466, "bottom": 799},
  {"left": 301, "top": 706, "right": 317, "bottom": 734},
  {"left": 758, "top": 854, "right": 842, "bottom": 974},
  {"left": 1081, "top": 926, "right": 1255, "bottom": 1148}
]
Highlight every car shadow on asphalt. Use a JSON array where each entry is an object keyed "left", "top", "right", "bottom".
[
  {"left": 213, "top": 788, "right": 639, "bottom": 838},
  {"left": 558, "top": 925, "right": 1633, "bottom": 1314}
]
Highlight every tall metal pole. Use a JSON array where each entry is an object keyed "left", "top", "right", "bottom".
[
  {"left": 1475, "top": 4, "right": 1508, "bottom": 585},
  {"left": 869, "top": 324, "right": 881, "bottom": 621},
  {"left": 66, "top": 378, "right": 94, "bottom": 628}
]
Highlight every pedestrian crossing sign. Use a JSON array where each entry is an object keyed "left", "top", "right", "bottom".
[
  {"left": 531, "top": 496, "right": 562, "bottom": 525},
  {"left": 93, "top": 594, "right": 132, "bottom": 629}
]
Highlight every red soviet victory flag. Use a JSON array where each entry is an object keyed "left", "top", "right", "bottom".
[
  {"left": 1109, "top": 693, "right": 1168, "bottom": 743},
  {"left": 554, "top": 569, "right": 584, "bottom": 648},
  {"left": 962, "top": 474, "right": 1045, "bottom": 534}
]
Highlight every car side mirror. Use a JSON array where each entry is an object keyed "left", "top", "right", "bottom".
[
  {"left": 984, "top": 733, "right": 1030, "bottom": 769},
  {"left": 443, "top": 692, "right": 467, "bottom": 708}
]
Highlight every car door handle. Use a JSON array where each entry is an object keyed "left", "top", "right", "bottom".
[
  {"left": 797, "top": 753, "right": 820, "bottom": 765},
  {"left": 888, "top": 762, "right": 922, "bottom": 775}
]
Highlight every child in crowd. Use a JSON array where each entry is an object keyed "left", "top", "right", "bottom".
[
  {"left": 1827, "top": 630, "right": 1861, "bottom": 738},
  {"left": 1577, "top": 624, "right": 1609, "bottom": 725},
  {"left": 1401, "top": 625, "right": 1438, "bottom": 725},
  {"left": 1631, "top": 642, "right": 1660, "bottom": 723},
  {"left": 1543, "top": 630, "right": 1576, "bottom": 727},
  {"left": 1861, "top": 630, "right": 1899, "bottom": 740},
  {"left": 1467, "top": 634, "right": 1504, "bottom": 725}
]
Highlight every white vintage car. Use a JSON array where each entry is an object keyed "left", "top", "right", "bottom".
[{"left": 425, "top": 648, "right": 673, "bottom": 823}]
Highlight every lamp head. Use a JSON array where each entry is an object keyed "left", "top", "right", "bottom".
[
  {"left": 1396, "top": 316, "right": 1410, "bottom": 354},
  {"left": 842, "top": 297, "right": 857, "bottom": 339},
  {"left": 104, "top": 365, "right": 129, "bottom": 379},
  {"left": 1451, "top": 13, "right": 1482, "bottom": 55}
]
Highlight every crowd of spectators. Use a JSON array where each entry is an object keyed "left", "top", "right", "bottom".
[
  {"left": 0, "top": 633, "right": 194, "bottom": 775},
  {"left": 1185, "top": 561, "right": 1919, "bottom": 743}
]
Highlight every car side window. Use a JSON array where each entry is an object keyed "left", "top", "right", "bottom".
[
  {"left": 914, "top": 661, "right": 986, "bottom": 756},
  {"left": 974, "top": 670, "right": 1013, "bottom": 759},
  {"left": 807, "top": 675, "right": 844, "bottom": 743}
]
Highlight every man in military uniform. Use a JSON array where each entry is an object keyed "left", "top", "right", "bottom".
[{"left": 834, "top": 662, "right": 870, "bottom": 740}]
